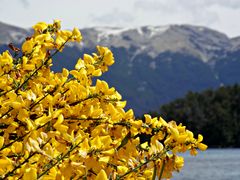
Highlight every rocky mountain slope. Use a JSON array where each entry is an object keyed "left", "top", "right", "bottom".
[{"left": 1, "top": 22, "right": 240, "bottom": 115}]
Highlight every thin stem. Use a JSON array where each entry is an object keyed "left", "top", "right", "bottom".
[
  {"left": 2, "top": 139, "right": 50, "bottom": 179},
  {"left": 37, "top": 141, "right": 82, "bottom": 179},
  {"left": 15, "top": 36, "right": 71, "bottom": 94},
  {"left": 64, "top": 117, "right": 105, "bottom": 121},
  {"left": 159, "top": 161, "right": 165, "bottom": 180},
  {"left": 29, "top": 92, "right": 50, "bottom": 110},
  {"left": 118, "top": 150, "right": 168, "bottom": 179},
  {"left": 0, "top": 132, "right": 30, "bottom": 151},
  {"left": 118, "top": 160, "right": 149, "bottom": 179},
  {"left": 0, "top": 122, "right": 48, "bottom": 151},
  {"left": 68, "top": 94, "right": 99, "bottom": 106},
  {"left": 152, "top": 164, "right": 157, "bottom": 180},
  {"left": 0, "top": 107, "right": 13, "bottom": 119},
  {"left": 1, "top": 152, "right": 37, "bottom": 180}
]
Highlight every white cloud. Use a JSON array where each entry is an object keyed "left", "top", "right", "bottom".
[
  {"left": 90, "top": 8, "right": 134, "bottom": 27},
  {"left": 0, "top": 0, "right": 240, "bottom": 37},
  {"left": 134, "top": 0, "right": 240, "bottom": 11},
  {"left": 132, "top": 0, "right": 240, "bottom": 36}
]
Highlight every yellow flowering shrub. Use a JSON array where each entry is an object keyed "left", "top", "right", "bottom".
[{"left": 0, "top": 20, "right": 207, "bottom": 179}]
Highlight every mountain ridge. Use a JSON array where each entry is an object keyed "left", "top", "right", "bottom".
[
  {"left": 0, "top": 21, "right": 239, "bottom": 62},
  {"left": 1, "top": 21, "right": 240, "bottom": 115},
  {"left": 81, "top": 24, "right": 236, "bottom": 63}
]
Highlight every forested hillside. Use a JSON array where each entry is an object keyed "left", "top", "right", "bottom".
[{"left": 149, "top": 84, "right": 240, "bottom": 147}]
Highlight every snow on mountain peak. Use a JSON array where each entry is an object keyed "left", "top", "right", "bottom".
[
  {"left": 144, "top": 25, "right": 170, "bottom": 37},
  {"left": 95, "top": 27, "right": 130, "bottom": 42}
]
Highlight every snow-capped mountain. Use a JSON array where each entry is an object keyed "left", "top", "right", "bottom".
[
  {"left": 81, "top": 25, "right": 233, "bottom": 62},
  {"left": 0, "top": 22, "right": 30, "bottom": 44},
  {"left": 1, "top": 21, "right": 240, "bottom": 115}
]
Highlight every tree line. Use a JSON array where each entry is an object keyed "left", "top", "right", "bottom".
[{"left": 148, "top": 84, "right": 240, "bottom": 147}]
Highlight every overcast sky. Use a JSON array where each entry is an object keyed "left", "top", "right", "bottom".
[{"left": 1, "top": 0, "right": 240, "bottom": 37}]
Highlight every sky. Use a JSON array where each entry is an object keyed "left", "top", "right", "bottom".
[{"left": 1, "top": 0, "right": 240, "bottom": 37}]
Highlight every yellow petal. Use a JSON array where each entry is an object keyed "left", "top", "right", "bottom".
[
  {"left": 33, "top": 22, "right": 48, "bottom": 32},
  {"left": 117, "top": 166, "right": 128, "bottom": 175},
  {"left": 198, "top": 143, "right": 208, "bottom": 151},
  {"left": 75, "top": 59, "right": 85, "bottom": 70},
  {"left": 23, "top": 64, "right": 35, "bottom": 71},
  {"left": 140, "top": 142, "right": 149, "bottom": 149},
  {"left": 95, "top": 169, "right": 108, "bottom": 180},
  {"left": 25, "top": 118, "right": 35, "bottom": 131},
  {"left": 198, "top": 134, "right": 203, "bottom": 142},
  {"left": 144, "top": 114, "right": 152, "bottom": 124},
  {"left": 55, "top": 124, "right": 68, "bottom": 133},
  {"left": 190, "top": 148, "right": 198, "bottom": 156},
  {"left": 99, "top": 136, "right": 112, "bottom": 147},
  {"left": 169, "top": 127, "right": 179, "bottom": 140},
  {"left": 54, "top": 114, "right": 64, "bottom": 126},
  {"left": 11, "top": 101, "right": 23, "bottom": 110},
  {"left": 91, "top": 136, "right": 102, "bottom": 149},
  {"left": 29, "top": 138, "right": 41, "bottom": 152},
  {"left": 23, "top": 167, "right": 37, "bottom": 180},
  {"left": 62, "top": 68, "right": 69, "bottom": 77},
  {"left": 17, "top": 109, "right": 29, "bottom": 121},
  {"left": 0, "top": 158, "right": 11, "bottom": 166},
  {"left": 80, "top": 139, "right": 90, "bottom": 151},
  {"left": 178, "top": 134, "right": 188, "bottom": 143},
  {"left": 92, "top": 69, "right": 102, "bottom": 76},
  {"left": 22, "top": 39, "right": 34, "bottom": 54},
  {"left": 35, "top": 115, "right": 51, "bottom": 126},
  {"left": 0, "top": 136, "right": 4, "bottom": 149},
  {"left": 99, "top": 156, "right": 110, "bottom": 163},
  {"left": 101, "top": 149, "right": 115, "bottom": 156}
]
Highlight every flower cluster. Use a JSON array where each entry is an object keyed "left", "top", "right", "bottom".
[{"left": 0, "top": 21, "right": 207, "bottom": 179}]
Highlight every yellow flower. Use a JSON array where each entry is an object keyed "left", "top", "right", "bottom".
[
  {"left": 11, "top": 142, "right": 23, "bottom": 154},
  {"left": 97, "top": 46, "right": 114, "bottom": 66},
  {"left": 149, "top": 140, "right": 163, "bottom": 155},
  {"left": 169, "top": 127, "right": 179, "bottom": 140},
  {"left": 72, "top": 27, "right": 82, "bottom": 42},
  {"left": 75, "top": 59, "right": 85, "bottom": 70},
  {"left": 22, "top": 39, "right": 34, "bottom": 54},
  {"left": 0, "top": 51, "right": 13, "bottom": 65},
  {"left": 33, "top": 22, "right": 48, "bottom": 32},
  {"left": 197, "top": 134, "right": 208, "bottom": 151},
  {"left": 53, "top": 19, "right": 61, "bottom": 30},
  {"left": 174, "top": 156, "right": 184, "bottom": 170}
]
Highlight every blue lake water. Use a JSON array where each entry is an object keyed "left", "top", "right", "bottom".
[{"left": 172, "top": 149, "right": 240, "bottom": 180}]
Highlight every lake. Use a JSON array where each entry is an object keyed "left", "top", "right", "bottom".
[{"left": 172, "top": 149, "right": 240, "bottom": 180}]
